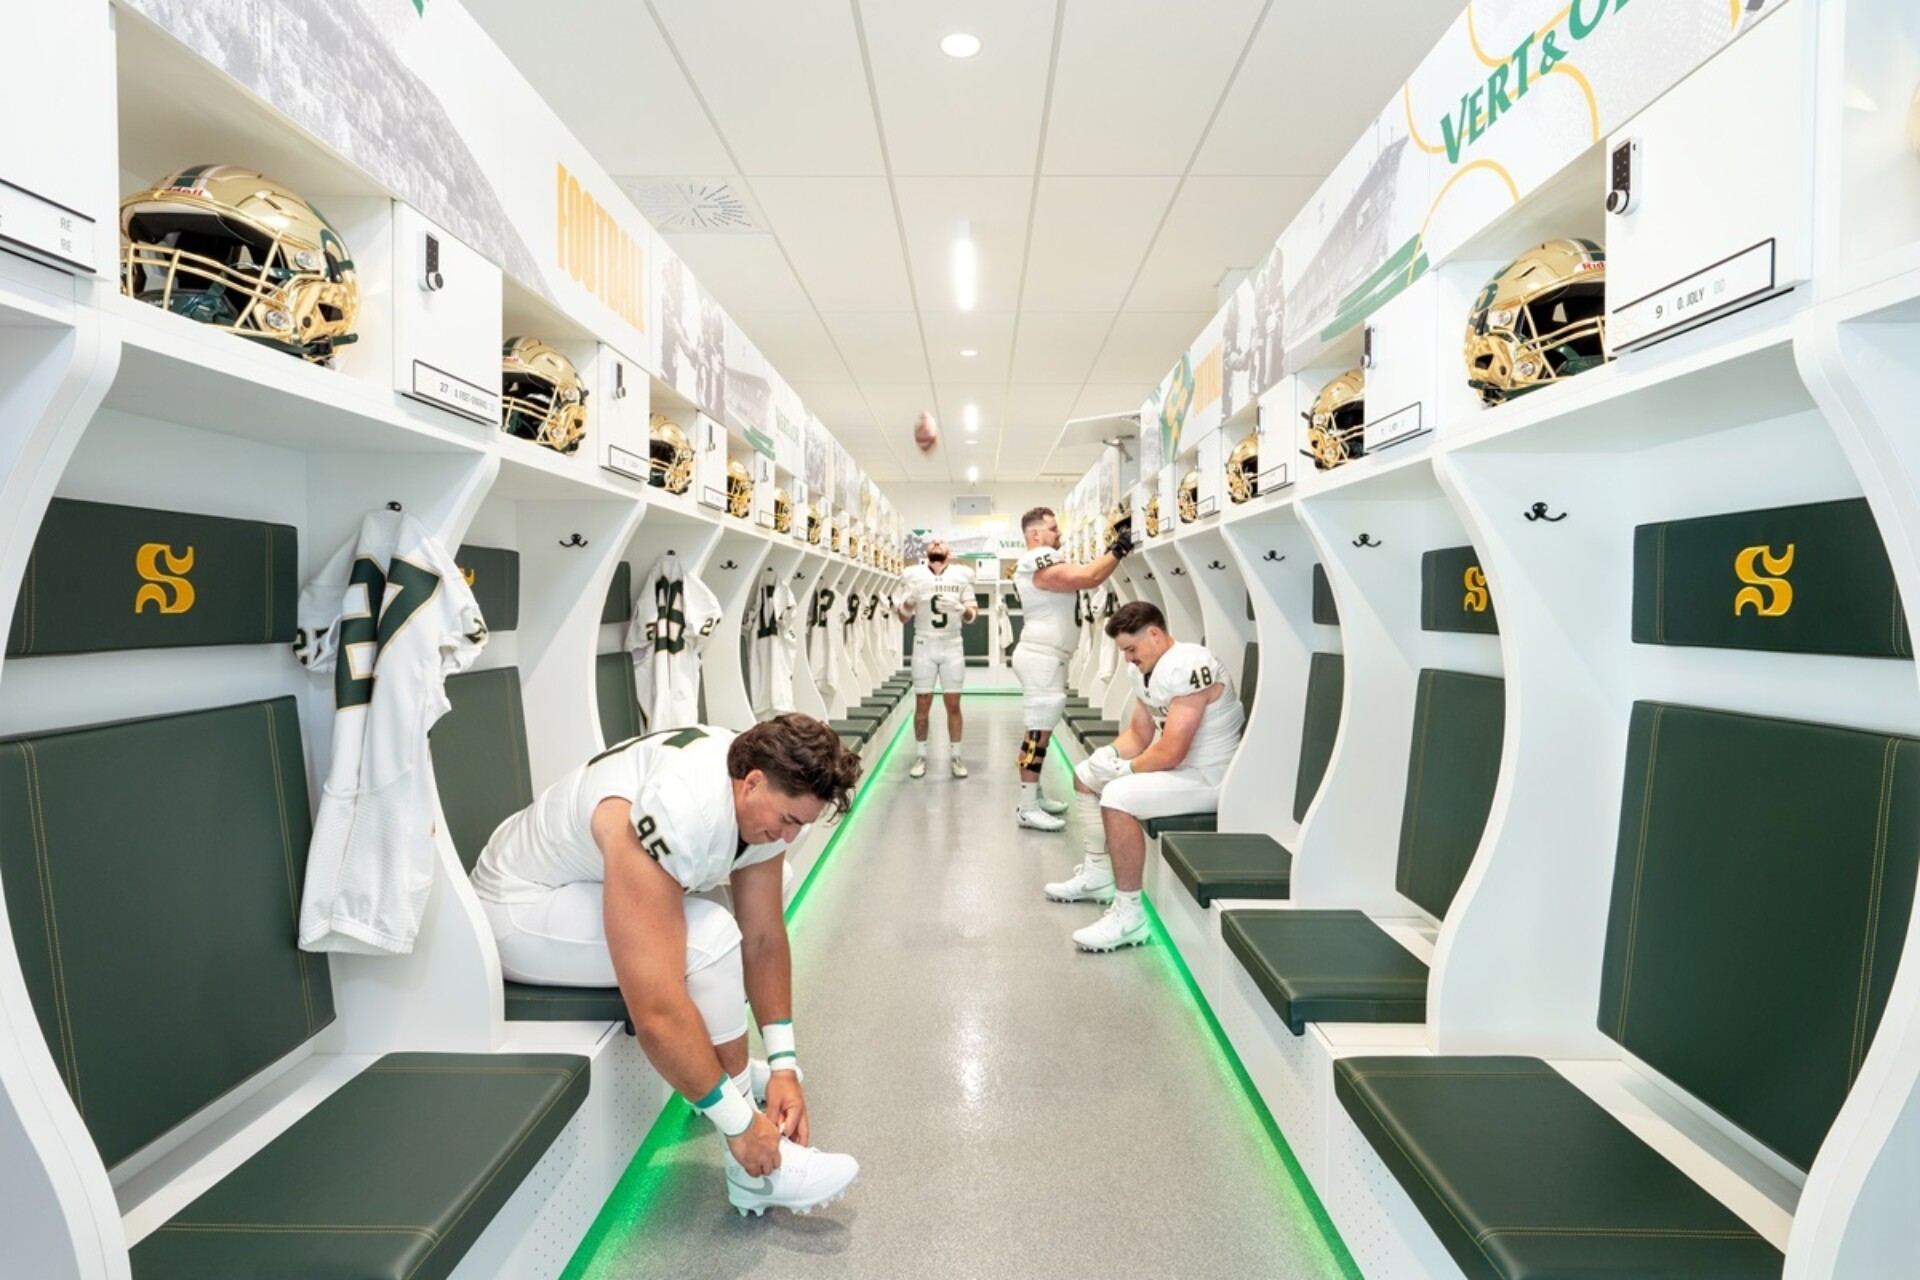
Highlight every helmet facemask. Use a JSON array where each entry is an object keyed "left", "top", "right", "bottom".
[
  {"left": 500, "top": 338, "right": 588, "bottom": 454},
  {"left": 1466, "top": 240, "right": 1611, "bottom": 405}
]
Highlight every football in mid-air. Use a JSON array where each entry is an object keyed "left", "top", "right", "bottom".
[{"left": 914, "top": 412, "right": 940, "bottom": 453}]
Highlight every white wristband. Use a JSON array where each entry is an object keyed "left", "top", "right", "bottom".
[
  {"left": 692, "top": 1074, "right": 755, "bottom": 1138},
  {"left": 762, "top": 1020, "right": 799, "bottom": 1075}
]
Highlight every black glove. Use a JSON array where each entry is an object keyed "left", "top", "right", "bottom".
[{"left": 1106, "top": 520, "right": 1136, "bottom": 561}]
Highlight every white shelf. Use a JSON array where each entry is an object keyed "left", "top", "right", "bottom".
[{"left": 492, "top": 437, "right": 646, "bottom": 502}]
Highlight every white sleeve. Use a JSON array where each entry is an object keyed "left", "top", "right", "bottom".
[{"left": 292, "top": 534, "right": 355, "bottom": 672}]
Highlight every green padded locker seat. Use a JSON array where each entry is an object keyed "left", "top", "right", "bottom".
[
  {"left": 131, "top": 1054, "right": 589, "bottom": 1280},
  {"left": 1225, "top": 911, "right": 1427, "bottom": 1032},
  {"left": 0, "top": 700, "right": 590, "bottom": 1280},
  {"left": 1161, "top": 832, "right": 1291, "bottom": 906},
  {"left": 1294, "top": 652, "right": 1344, "bottom": 822},
  {"left": 1219, "top": 669, "right": 1503, "bottom": 1033},
  {"left": 1078, "top": 726, "right": 1120, "bottom": 750},
  {"left": 830, "top": 720, "right": 875, "bottom": 744},
  {"left": 433, "top": 668, "right": 629, "bottom": 1025},
  {"left": 1334, "top": 1057, "right": 1781, "bottom": 1280},
  {"left": 1337, "top": 702, "right": 1920, "bottom": 1279},
  {"left": 595, "top": 652, "right": 641, "bottom": 747},
  {"left": 843, "top": 705, "right": 888, "bottom": 724}
]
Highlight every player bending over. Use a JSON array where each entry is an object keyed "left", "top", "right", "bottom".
[
  {"left": 1010, "top": 506, "right": 1133, "bottom": 830},
  {"left": 1046, "top": 601, "right": 1244, "bottom": 952},
  {"left": 469, "top": 715, "right": 862, "bottom": 1215},
  {"left": 898, "top": 538, "right": 977, "bottom": 779}
]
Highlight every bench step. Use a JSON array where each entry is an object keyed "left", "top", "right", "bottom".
[
  {"left": 1221, "top": 909, "right": 1428, "bottom": 1034},
  {"left": 1160, "top": 832, "right": 1292, "bottom": 906}
]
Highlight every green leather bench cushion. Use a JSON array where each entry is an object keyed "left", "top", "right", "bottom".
[
  {"left": 7, "top": 498, "right": 297, "bottom": 656},
  {"left": 453, "top": 545, "right": 520, "bottom": 633},
  {"left": 1078, "top": 728, "right": 1120, "bottom": 749},
  {"left": 1161, "top": 832, "right": 1292, "bottom": 906},
  {"left": 129, "top": 1053, "right": 590, "bottom": 1280},
  {"left": 594, "top": 653, "right": 640, "bottom": 748},
  {"left": 1632, "top": 497, "right": 1910, "bottom": 658},
  {"left": 1064, "top": 706, "right": 1111, "bottom": 724},
  {"left": 829, "top": 720, "right": 874, "bottom": 744},
  {"left": 1335, "top": 1056, "right": 1782, "bottom": 1280},
  {"left": 0, "top": 698, "right": 334, "bottom": 1168},
  {"left": 1294, "top": 652, "right": 1345, "bottom": 823},
  {"left": 1239, "top": 641, "right": 1260, "bottom": 718},
  {"left": 1223, "top": 910, "right": 1428, "bottom": 1034},
  {"left": 1421, "top": 545, "right": 1499, "bottom": 635},
  {"left": 505, "top": 982, "right": 629, "bottom": 1024},
  {"left": 1143, "top": 812, "right": 1217, "bottom": 839},
  {"left": 1312, "top": 563, "right": 1339, "bottom": 626},
  {"left": 843, "top": 706, "right": 887, "bottom": 723},
  {"left": 1597, "top": 701, "right": 1920, "bottom": 1171},
  {"left": 1395, "top": 669, "right": 1505, "bottom": 921},
  {"left": 431, "top": 668, "right": 535, "bottom": 874},
  {"left": 601, "top": 560, "right": 633, "bottom": 625}
]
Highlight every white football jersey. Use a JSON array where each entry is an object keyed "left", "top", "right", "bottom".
[
  {"left": 748, "top": 578, "right": 798, "bottom": 717},
  {"left": 295, "top": 509, "right": 488, "bottom": 955},
  {"left": 471, "top": 725, "right": 790, "bottom": 903},
  {"left": 1134, "top": 641, "right": 1245, "bottom": 774},
  {"left": 1015, "top": 545, "right": 1079, "bottom": 654},
  {"left": 903, "top": 562, "right": 975, "bottom": 645},
  {"left": 808, "top": 585, "right": 842, "bottom": 696},
  {"left": 627, "top": 553, "right": 723, "bottom": 731}
]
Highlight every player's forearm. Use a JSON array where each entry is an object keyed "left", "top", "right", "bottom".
[
  {"left": 626, "top": 985, "right": 728, "bottom": 1098},
  {"left": 741, "top": 927, "right": 795, "bottom": 1027}
]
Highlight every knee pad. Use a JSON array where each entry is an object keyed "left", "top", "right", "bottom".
[
  {"left": 1022, "top": 687, "right": 1067, "bottom": 730},
  {"left": 682, "top": 898, "right": 747, "bottom": 1045},
  {"left": 1018, "top": 730, "right": 1050, "bottom": 771},
  {"left": 1073, "top": 757, "right": 1104, "bottom": 794}
]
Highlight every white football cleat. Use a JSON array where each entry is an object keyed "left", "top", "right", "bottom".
[
  {"left": 1037, "top": 794, "right": 1070, "bottom": 815},
  {"left": 908, "top": 755, "right": 927, "bottom": 779},
  {"left": 1045, "top": 863, "right": 1116, "bottom": 904},
  {"left": 726, "top": 1139, "right": 860, "bottom": 1217},
  {"left": 1073, "top": 905, "right": 1150, "bottom": 952},
  {"left": 950, "top": 755, "right": 969, "bottom": 779},
  {"left": 1017, "top": 805, "right": 1067, "bottom": 832}
]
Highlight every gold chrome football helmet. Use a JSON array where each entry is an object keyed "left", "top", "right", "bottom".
[
  {"left": 501, "top": 337, "right": 588, "bottom": 454},
  {"left": 725, "top": 459, "right": 752, "bottom": 519},
  {"left": 1306, "top": 369, "right": 1366, "bottom": 471},
  {"left": 121, "top": 166, "right": 359, "bottom": 363},
  {"left": 1178, "top": 469, "right": 1200, "bottom": 524},
  {"left": 1465, "top": 238, "right": 1610, "bottom": 406},
  {"left": 1103, "top": 505, "right": 1130, "bottom": 549},
  {"left": 806, "top": 504, "right": 823, "bottom": 544},
  {"left": 829, "top": 514, "right": 844, "bottom": 553},
  {"left": 648, "top": 414, "right": 694, "bottom": 493},
  {"left": 1228, "top": 431, "right": 1259, "bottom": 504},
  {"left": 1145, "top": 495, "right": 1162, "bottom": 539},
  {"left": 773, "top": 487, "right": 793, "bottom": 534}
]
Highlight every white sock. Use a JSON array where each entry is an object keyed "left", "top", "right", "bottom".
[
  {"left": 1020, "top": 782, "right": 1038, "bottom": 810},
  {"left": 1078, "top": 793, "right": 1107, "bottom": 855},
  {"left": 951, "top": 742, "right": 964, "bottom": 758},
  {"left": 1085, "top": 853, "right": 1113, "bottom": 883},
  {"left": 1114, "top": 889, "right": 1143, "bottom": 918},
  {"left": 916, "top": 740, "right": 927, "bottom": 760}
]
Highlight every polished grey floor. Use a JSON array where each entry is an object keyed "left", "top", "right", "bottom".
[{"left": 578, "top": 698, "right": 1345, "bottom": 1280}]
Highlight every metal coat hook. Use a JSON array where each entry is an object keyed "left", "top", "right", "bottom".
[
  {"left": 1141, "top": 572, "right": 1155, "bottom": 581},
  {"left": 558, "top": 533, "right": 589, "bottom": 548},
  {"left": 1262, "top": 551, "right": 1286, "bottom": 563},
  {"left": 1353, "top": 533, "right": 1383, "bottom": 548},
  {"left": 1207, "top": 560, "right": 1227, "bottom": 571},
  {"left": 386, "top": 501, "right": 402, "bottom": 512},
  {"left": 1169, "top": 566, "right": 1186, "bottom": 576},
  {"left": 1524, "top": 502, "right": 1568, "bottom": 523},
  {"left": 719, "top": 559, "right": 740, "bottom": 571}
]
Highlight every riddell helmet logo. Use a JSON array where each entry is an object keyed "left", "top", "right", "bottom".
[
  {"left": 134, "top": 543, "right": 196, "bottom": 615},
  {"left": 1733, "top": 543, "right": 1794, "bottom": 617}
]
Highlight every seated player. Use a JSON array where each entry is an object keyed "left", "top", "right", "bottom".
[
  {"left": 898, "top": 538, "right": 977, "bottom": 779},
  {"left": 469, "top": 715, "right": 862, "bottom": 1216},
  {"left": 1045, "top": 602, "right": 1244, "bottom": 952}
]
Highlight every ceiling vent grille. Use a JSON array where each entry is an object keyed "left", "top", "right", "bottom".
[{"left": 620, "top": 178, "right": 763, "bottom": 232}]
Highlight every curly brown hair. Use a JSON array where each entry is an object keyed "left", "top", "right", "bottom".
[
  {"left": 729, "top": 714, "right": 864, "bottom": 819},
  {"left": 1105, "top": 600, "right": 1167, "bottom": 639}
]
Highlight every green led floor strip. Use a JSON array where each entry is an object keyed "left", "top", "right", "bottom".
[{"left": 559, "top": 714, "right": 909, "bottom": 1280}]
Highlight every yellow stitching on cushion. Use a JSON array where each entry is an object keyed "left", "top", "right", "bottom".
[
  {"left": 1341, "top": 1069, "right": 1558, "bottom": 1082},
  {"left": 361, "top": 1065, "right": 579, "bottom": 1076},
  {"left": 1615, "top": 706, "right": 1664, "bottom": 1040},
  {"left": 22, "top": 743, "right": 82, "bottom": 1113},
  {"left": 1477, "top": 1226, "right": 1763, "bottom": 1242},
  {"left": 1655, "top": 525, "right": 1667, "bottom": 643},
  {"left": 1346, "top": 1080, "right": 1504, "bottom": 1274},
  {"left": 401, "top": 1073, "right": 582, "bottom": 1280},
  {"left": 1852, "top": 738, "right": 1898, "bottom": 1081},
  {"left": 264, "top": 707, "right": 316, "bottom": 1036},
  {"left": 159, "top": 1222, "right": 440, "bottom": 1241},
  {"left": 10, "top": 745, "right": 76, "bottom": 1098}
]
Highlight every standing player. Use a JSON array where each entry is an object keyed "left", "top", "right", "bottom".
[
  {"left": 898, "top": 539, "right": 977, "bottom": 779},
  {"left": 469, "top": 715, "right": 862, "bottom": 1216},
  {"left": 1045, "top": 602, "right": 1244, "bottom": 951},
  {"left": 1010, "top": 506, "right": 1132, "bottom": 830}
]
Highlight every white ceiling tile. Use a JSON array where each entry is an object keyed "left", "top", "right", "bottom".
[
  {"left": 1194, "top": 2, "right": 1462, "bottom": 177},
  {"left": 822, "top": 312, "right": 929, "bottom": 385},
  {"left": 752, "top": 177, "right": 915, "bottom": 312},
  {"left": 1009, "top": 312, "right": 1112, "bottom": 383},
  {"left": 1088, "top": 311, "right": 1216, "bottom": 384},
  {"left": 1126, "top": 176, "right": 1320, "bottom": 310},
  {"left": 465, "top": 0, "right": 733, "bottom": 176},
  {"left": 921, "top": 312, "right": 1016, "bottom": 383},
  {"left": 1073, "top": 382, "right": 1159, "bottom": 420},
  {"left": 1004, "top": 384, "right": 1082, "bottom": 429},
  {"left": 651, "top": 0, "right": 883, "bottom": 176},
  {"left": 790, "top": 381, "right": 879, "bottom": 432},
  {"left": 729, "top": 310, "right": 848, "bottom": 384},
  {"left": 858, "top": 0, "right": 1055, "bottom": 176},
  {"left": 1043, "top": 0, "right": 1266, "bottom": 175},
  {"left": 662, "top": 233, "right": 815, "bottom": 314},
  {"left": 857, "top": 382, "right": 941, "bottom": 434},
  {"left": 893, "top": 176, "right": 1031, "bottom": 316},
  {"left": 1021, "top": 176, "right": 1179, "bottom": 311}
]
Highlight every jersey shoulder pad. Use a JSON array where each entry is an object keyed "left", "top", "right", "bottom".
[
  {"left": 1021, "top": 546, "right": 1059, "bottom": 573},
  {"left": 1160, "top": 644, "right": 1222, "bottom": 695}
]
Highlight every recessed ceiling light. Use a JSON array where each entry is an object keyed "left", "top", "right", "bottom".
[
  {"left": 960, "top": 348, "right": 977, "bottom": 358},
  {"left": 963, "top": 404, "right": 980, "bottom": 432},
  {"left": 966, "top": 465, "right": 981, "bottom": 483},
  {"left": 952, "top": 221, "right": 976, "bottom": 311},
  {"left": 941, "top": 33, "right": 982, "bottom": 59}
]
